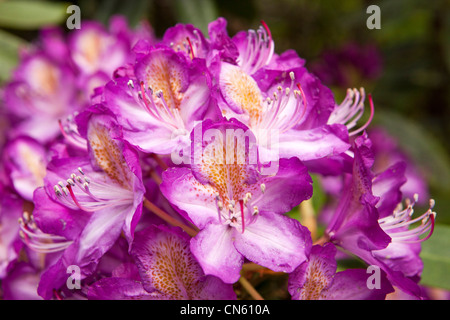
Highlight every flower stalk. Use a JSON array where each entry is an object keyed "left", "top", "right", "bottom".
[{"left": 143, "top": 198, "right": 198, "bottom": 237}]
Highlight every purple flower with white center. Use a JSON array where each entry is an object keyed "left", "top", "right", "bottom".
[
  {"left": 68, "top": 20, "right": 132, "bottom": 78},
  {"left": 125, "top": 224, "right": 235, "bottom": 300},
  {"left": 323, "top": 132, "right": 436, "bottom": 298},
  {"left": 213, "top": 30, "right": 350, "bottom": 163},
  {"left": 3, "top": 53, "right": 79, "bottom": 143},
  {"left": 32, "top": 108, "right": 145, "bottom": 299},
  {"left": 87, "top": 225, "right": 236, "bottom": 300},
  {"left": 0, "top": 14, "right": 441, "bottom": 301},
  {"left": 160, "top": 118, "right": 313, "bottom": 283},
  {"left": 2, "top": 136, "right": 48, "bottom": 201},
  {"left": 203, "top": 19, "right": 351, "bottom": 164},
  {"left": 288, "top": 243, "right": 394, "bottom": 300},
  {"left": 101, "top": 45, "right": 214, "bottom": 155}
]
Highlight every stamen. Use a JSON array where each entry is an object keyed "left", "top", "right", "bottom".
[
  {"left": 379, "top": 196, "right": 437, "bottom": 243},
  {"left": 429, "top": 198, "right": 435, "bottom": 209},
  {"left": 127, "top": 79, "right": 134, "bottom": 89},
  {"left": 130, "top": 81, "right": 185, "bottom": 131},
  {"left": 186, "top": 37, "right": 195, "bottom": 59},
  {"left": 215, "top": 192, "right": 223, "bottom": 223},
  {"left": 260, "top": 183, "right": 266, "bottom": 193},
  {"left": 328, "top": 88, "right": 375, "bottom": 136},
  {"left": 240, "top": 199, "right": 245, "bottom": 233},
  {"left": 66, "top": 184, "right": 93, "bottom": 212},
  {"left": 54, "top": 185, "right": 62, "bottom": 196},
  {"left": 289, "top": 71, "right": 295, "bottom": 81},
  {"left": 58, "top": 117, "right": 87, "bottom": 150},
  {"left": 349, "top": 93, "right": 374, "bottom": 136},
  {"left": 238, "top": 20, "right": 274, "bottom": 75},
  {"left": 61, "top": 186, "right": 69, "bottom": 196},
  {"left": 260, "top": 20, "right": 272, "bottom": 43},
  {"left": 19, "top": 212, "right": 72, "bottom": 253}
]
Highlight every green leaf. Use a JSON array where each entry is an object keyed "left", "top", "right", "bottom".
[
  {"left": 0, "top": 29, "right": 28, "bottom": 83},
  {"left": 420, "top": 224, "right": 450, "bottom": 290},
  {"left": 374, "top": 109, "right": 450, "bottom": 192},
  {"left": 117, "top": 0, "right": 152, "bottom": 28},
  {"left": 0, "top": 0, "right": 70, "bottom": 29},
  {"left": 310, "top": 174, "right": 327, "bottom": 213},
  {"left": 173, "top": 0, "right": 218, "bottom": 35}
]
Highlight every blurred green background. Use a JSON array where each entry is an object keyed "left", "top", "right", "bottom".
[{"left": 0, "top": 0, "right": 449, "bottom": 295}]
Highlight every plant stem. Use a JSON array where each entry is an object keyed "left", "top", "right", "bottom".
[
  {"left": 241, "top": 263, "right": 285, "bottom": 275},
  {"left": 151, "top": 153, "right": 169, "bottom": 170},
  {"left": 143, "top": 198, "right": 198, "bottom": 237},
  {"left": 299, "top": 198, "right": 317, "bottom": 241},
  {"left": 149, "top": 169, "right": 162, "bottom": 185},
  {"left": 239, "top": 275, "right": 264, "bottom": 300}
]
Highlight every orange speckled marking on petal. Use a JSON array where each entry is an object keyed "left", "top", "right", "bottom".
[
  {"left": 87, "top": 122, "right": 133, "bottom": 189},
  {"left": 300, "top": 257, "right": 334, "bottom": 300},
  {"left": 143, "top": 52, "right": 185, "bottom": 111},
  {"left": 220, "top": 63, "right": 262, "bottom": 123},
  {"left": 199, "top": 132, "right": 251, "bottom": 206},
  {"left": 144, "top": 233, "right": 204, "bottom": 299}
]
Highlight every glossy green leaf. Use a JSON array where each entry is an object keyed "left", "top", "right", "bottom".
[
  {"left": 0, "top": 0, "right": 69, "bottom": 29},
  {"left": 173, "top": 0, "right": 218, "bottom": 35},
  {"left": 420, "top": 224, "right": 450, "bottom": 290},
  {"left": 374, "top": 109, "right": 450, "bottom": 192},
  {"left": 0, "top": 29, "right": 28, "bottom": 83}
]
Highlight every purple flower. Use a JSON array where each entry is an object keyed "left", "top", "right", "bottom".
[
  {"left": 3, "top": 53, "right": 80, "bottom": 143},
  {"left": 323, "top": 132, "right": 436, "bottom": 298},
  {"left": 68, "top": 20, "right": 131, "bottom": 78},
  {"left": 208, "top": 20, "right": 350, "bottom": 163},
  {"left": 86, "top": 225, "right": 236, "bottom": 300},
  {"left": 288, "top": 243, "right": 394, "bottom": 300},
  {"left": 2, "top": 136, "right": 48, "bottom": 201},
  {"left": 374, "top": 195, "right": 436, "bottom": 280},
  {"left": 32, "top": 109, "right": 145, "bottom": 299},
  {"left": 101, "top": 46, "right": 214, "bottom": 155},
  {"left": 160, "top": 118, "right": 313, "bottom": 283},
  {"left": 161, "top": 23, "right": 209, "bottom": 60},
  {"left": 0, "top": 14, "right": 439, "bottom": 301}
]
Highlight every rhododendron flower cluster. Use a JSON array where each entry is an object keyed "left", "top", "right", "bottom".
[{"left": 0, "top": 16, "right": 436, "bottom": 300}]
